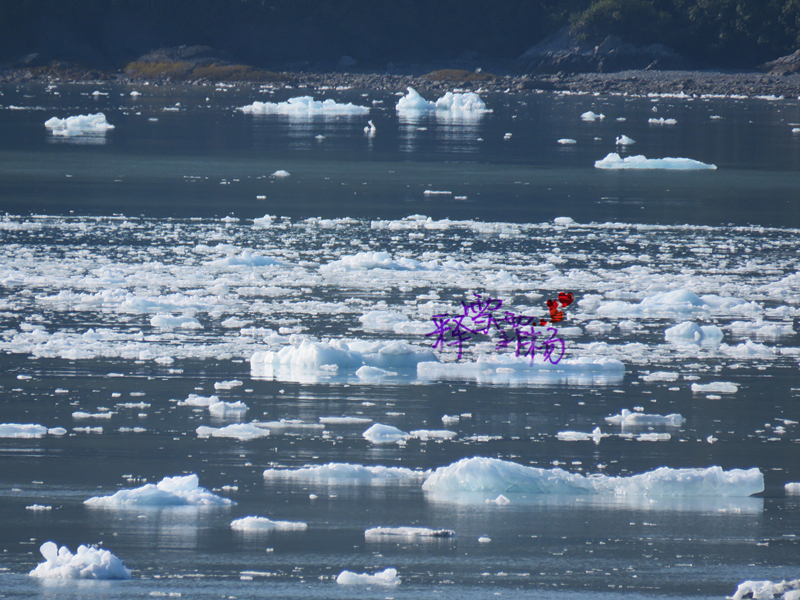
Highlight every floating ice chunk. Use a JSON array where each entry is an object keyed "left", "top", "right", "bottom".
[
  {"left": 359, "top": 310, "right": 408, "bottom": 331},
  {"left": 595, "top": 153, "right": 717, "bottom": 170},
  {"left": 271, "top": 170, "right": 290, "bottom": 177},
  {"left": 396, "top": 87, "right": 490, "bottom": 116},
  {"left": 636, "top": 433, "right": 671, "bottom": 442},
  {"left": 0, "top": 423, "right": 48, "bottom": 438},
  {"left": 649, "top": 117, "right": 677, "bottom": 125},
  {"left": 557, "top": 427, "right": 607, "bottom": 444},
  {"left": 786, "top": 483, "right": 800, "bottom": 494},
  {"left": 29, "top": 542, "right": 131, "bottom": 580},
  {"left": 321, "top": 251, "right": 431, "bottom": 271},
  {"left": 150, "top": 314, "right": 202, "bottom": 329},
  {"left": 72, "top": 411, "right": 114, "bottom": 419},
  {"left": 485, "top": 494, "right": 511, "bottom": 505},
  {"left": 365, "top": 527, "right": 456, "bottom": 540},
  {"left": 130, "top": 91, "right": 141, "bottom": 97},
  {"left": 665, "top": 322, "right": 724, "bottom": 344},
  {"left": 26, "top": 504, "right": 53, "bottom": 511},
  {"left": 237, "top": 97, "right": 370, "bottom": 116},
  {"left": 727, "top": 321, "right": 795, "bottom": 336},
  {"left": 581, "top": 111, "right": 605, "bottom": 122},
  {"left": 84, "top": 474, "right": 235, "bottom": 507},
  {"left": 422, "top": 457, "right": 763, "bottom": 497},
  {"left": 364, "top": 120, "right": 376, "bottom": 136},
  {"left": 478, "top": 536, "right": 492, "bottom": 543},
  {"left": 393, "top": 320, "right": 434, "bottom": 335},
  {"left": 44, "top": 113, "right": 114, "bottom": 136},
  {"left": 642, "top": 371, "right": 679, "bottom": 382},
  {"left": 363, "top": 423, "right": 409, "bottom": 444},
  {"left": 409, "top": 429, "right": 457, "bottom": 440},
  {"left": 231, "top": 516, "right": 307, "bottom": 532},
  {"left": 605, "top": 409, "right": 685, "bottom": 428},
  {"left": 208, "top": 401, "right": 248, "bottom": 418},
  {"left": 442, "top": 414, "right": 460, "bottom": 425},
  {"left": 728, "top": 579, "right": 800, "bottom": 600},
  {"left": 691, "top": 382, "right": 738, "bottom": 393},
  {"left": 355, "top": 365, "right": 397, "bottom": 379},
  {"left": 336, "top": 567, "right": 399, "bottom": 586},
  {"left": 558, "top": 138, "right": 577, "bottom": 145},
  {"left": 263, "top": 462, "right": 428, "bottom": 482},
  {"left": 615, "top": 135, "right": 636, "bottom": 145},
  {"left": 720, "top": 341, "right": 775, "bottom": 358},
  {"left": 253, "top": 215, "right": 275, "bottom": 227},
  {"left": 197, "top": 423, "right": 269, "bottom": 440},
  {"left": 48, "top": 427, "right": 67, "bottom": 436},
  {"left": 214, "top": 380, "right": 243, "bottom": 390},
  {"left": 178, "top": 394, "right": 220, "bottom": 407},
  {"left": 553, "top": 216, "right": 575, "bottom": 225},
  {"left": 320, "top": 416, "right": 372, "bottom": 425},
  {"left": 206, "top": 250, "right": 284, "bottom": 267}
]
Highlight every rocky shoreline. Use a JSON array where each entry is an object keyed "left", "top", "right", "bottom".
[{"left": 4, "top": 65, "right": 800, "bottom": 98}]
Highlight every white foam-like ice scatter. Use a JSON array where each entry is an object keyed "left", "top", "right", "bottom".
[
  {"left": 665, "top": 322, "right": 724, "bottom": 344},
  {"left": 691, "top": 382, "right": 738, "bottom": 393},
  {"left": 615, "top": 135, "right": 636, "bottom": 145},
  {"left": 197, "top": 423, "right": 269, "bottom": 440},
  {"left": 231, "top": 516, "right": 307, "bottom": 532},
  {"left": 363, "top": 423, "right": 409, "bottom": 444},
  {"left": 84, "top": 474, "right": 235, "bottom": 507},
  {"left": 336, "top": 567, "right": 400, "bottom": 586},
  {"left": 237, "top": 97, "right": 370, "bottom": 116},
  {"left": 0, "top": 423, "right": 48, "bottom": 438},
  {"left": 263, "top": 462, "right": 428, "bottom": 482},
  {"left": 605, "top": 409, "right": 685, "bottom": 427},
  {"left": 581, "top": 111, "right": 605, "bottom": 121},
  {"left": 206, "top": 250, "right": 284, "bottom": 267},
  {"left": 44, "top": 113, "right": 115, "bottom": 136},
  {"left": 29, "top": 542, "right": 131, "bottom": 580},
  {"left": 422, "top": 457, "right": 763, "bottom": 497},
  {"left": 365, "top": 527, "right": 456, "bottom": 539},
  {"left": 728, "top": 579, "right": 800, "bottom": 600},
  {"left": 396, "top": 87, "right": 491, "bottom": 116},
  {"left": 595, "top": 153, "right": 717, "bottom": 170},
  {"left": 359, "top": 310, "right": 408, "bottom": 331},
  {"left": 208, "top": 400, "right": 248, "bottom": 418}
]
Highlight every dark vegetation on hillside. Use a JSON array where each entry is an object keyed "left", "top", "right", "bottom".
[{"left": 2, "top": 0, "right": 800, "bottom": 72}]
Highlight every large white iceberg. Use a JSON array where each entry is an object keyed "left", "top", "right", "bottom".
[
  {"left": 29, "top": 541, "right": 131, "bottom": 580},
  {"left": 237, "top": 97, "right": 370, "bottom": 117},
  {"left": 396, "top": 87, "right": 491, "bottom": 117},
  {"left": 421, "top": 457, "right": 763, "bottom": 497},
  {"left": 84, "top": 474, "right": 235, "bottom": 507},
  {"left": 728, "top": 580, "right": 800, "bottom": 600},
  {"left": 44, "top": 113, "right": 115, "bottom": 136},
  {"left": 595, "top": 153, "right": 717, "bottom": 170},
  {"left": 263, "top": 462, "right": 428, "bottom": 482}
]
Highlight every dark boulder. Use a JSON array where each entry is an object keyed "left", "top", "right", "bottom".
[{"left": 762, "top": 50, "right": 800, "bottom": 76}]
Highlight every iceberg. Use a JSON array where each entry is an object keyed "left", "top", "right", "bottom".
[
  {"left": 29, "top": 542, "right": 131, "bottom": 580},
  {"left": 237, "top": 97, "right": 370, "bottom": 117},
  {"left": 84, "top": 474, "right": 235, "bottom": 507},
  {"left": 396, "top": 87, "right": 491, "bottom": 120},
  {"left": 336, "top": 567, "right": 400, "bottom": 586},
  {"left": 263, "top": 462, "right": 428, "bottom": 482},
  {"left": 231, "top": 516, "right": 307, "bottom": 532},
  {"left": 363, "top": 423, "right": 409, "bottom": 444},
  {"left": 44, "top": 113, "right": 114, "bottom": 137},
  {"left": 197, "top": 423, "right": 269, "bottom": 440},
  {"left": 208, "top": 400, "right": 248, "bottom": 418},
  {"left": 605, "top": 409, "right": 686, "bottom": 427},
  {"left": 421, "top": 457, "right": 763, "bottom": 497},
  {"left": 691, "top": 382, "right": 738, "bottom": 393},
  {"left": 728, "top": 580, "right": 800, "bottom": 600},
  {"left": 0, "top": 423, "right": 49, "bottom": 438},
  {"left": 595, "top": 153, "right": 717, "bottom": 170}
]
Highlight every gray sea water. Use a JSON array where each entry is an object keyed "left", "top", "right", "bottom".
[{"left": 0, "top": 82, "right": 799, "bottom": 599}]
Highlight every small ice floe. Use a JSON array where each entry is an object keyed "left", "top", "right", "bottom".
[
  {"left": 691, "top": 382, "right": 738, "bottom": 394},
  {"left": 26, "top": 504, "right": 53, "bottom": 511},
  {"left": 214, "top": 380, "right": 243, "bottom": 390},
  {"left": 629, "top": 432, "right": 672, "bottom": 442},
  {"left": 29, "top": 541, "right": 131, "bottom": 580},
  {"left": 421, "top": 457, "right": 763, "bottom": 498},
  {"left": 485, "top": 495, "right": 511, "bottom": 505},
  {"left": 271, "top": 170, "right": 290, "bottom": 178},
  {"left": 150, "top": 314, "right": 202, "bottom": 329},
  {"left": 336, "top": 567, "right": 400, "bottom": 586},
  {"left": 84, "top": 474, "right": 235, "bottom": 507},
  {"left": 442, "top": 414, "right": 460, "bottom": 425},
  {"left": 129, "top": 91, "right": 141, "bottom": 97},
  {"left": 665, "top": 322, "right": 724, "bottom": 344},
  {"left": 365, "top": 526, "right": 456, "bottom": 540},
  {"left": 558, "top": 138, "right": 577, "bottom": 145},
  {"left": 557, "top": 427, "right": 607, "bottom": 445},
  {"left": 553, "top": 216, "right": 575, "bottom": 225},
  {"left": 503, "top": 132, "right": 512, "bottom": 139},
  {"left": 197, "top": 423, "right": 269, "bottom": 440},
  {"left": 363, "top": 120, "right": 376, "bottom": 136},
  {"left": 615, "top": 135, "right": 636, "bottom": 145},
  {"left": 72, "top": 411, "right": 115, "bottom": 419},
  {"left": 478, "top": 536, "right": 492, "bottom": 543},
  {"left": 595, "top": 153, "right": 717, "bottom": 170},
  {"left": 409, "top": 429, "right": 457, "bottom": 441},
  {"left": 320, "top": 416, "right": 372, "bottom": 425},
  {"left": 208, "top": 400, "right": 248, "bottom": 418},
  {"left": 231, "top": 516, "right": 307, "bottom": 532},
  {"left": 581, "top": 111, "right": 605, "bottom": 122},
  {"left": 605, "top": 409, "right": 685, "bottom": 428},
  {"left": 0, "top": 423, "right": 48, "bottom": 438},
  {"left": 785, "top": 482, "right": 800, "bottom": 494},
  {"left": 423, "top": 190, "right": 453, "bottom": 196},
  {"left": 252, "top": 214, "right": 274, "bottom": 227},
  {"left": 263, "top": 462, "right": 428, "bottom": 482},
  {"left": 642, "top": 371, "right": 679, "bottom": 382},
  {"left": 396, "top": 87, "right": 491, "bottom": 117},
  {"left": 44, "top": 113, "right": 114, "bottom": 137},
  {"left": 649, "top": 117, "right": 677, "bottom": 125},
  {"left": 728, "top": 579, "right": 800, "bottom": 600},
  {"left": 178, "top": 394, "right": 220, "bottom": 407},
  {"left": 363, "top": 423, "right": 409, "bottom": 444},
  {"left": 355, "top": 365, "right": 398, "bottom": 379},
  {"left": 727, "top": 320, "right": 795, "bottom": 337},
  {"left": 237, "top": 97, "right": 370, "bottom": 116}
]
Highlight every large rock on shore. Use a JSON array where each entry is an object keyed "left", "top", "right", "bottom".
[
  {"left": 517, "top": 26, "right": 684, "bottom": 74},
  {"left": 762, "top": 50, "right": 800, "bottom": 75}
]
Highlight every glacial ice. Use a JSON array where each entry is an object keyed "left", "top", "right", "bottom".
[
  {"left": 231, "top": 516, "right": 307, "bottom": 532},
  {"left": 29, "top": 542, "right": 131, "bottom": 580},
  {"left": 605, "top": 409, "right": 686, "bottom": 427},
  {"left": 396, "top": 87, "right": 491, "bottom": 117},
  {"left": 263, "top": 462, "right": 428, "bottom": 482},
  {"left": 84, "top": 474, "right": 236, "bottom": 507},
  {"left": 729, "top": 580, "right": 800, "bottom": 600},
  {"left": 691, "top": 382, "right": 739, "bottom": 393},
  {"left": 44, "top": 113, "right": 114, "bottom": 136},
  {"left": 615, "top": 135, "right": 636, "bottom": 145},
  {"left": 336, "top": 567, "right": 400, "bottom": 586},
  {"left": 363, "top": 423, "right": 409, "bottom": 444},
  {"left": 197, "top": 423, "right": 269, "bottom": 440},
  {"left": 365, "top": 527, "right": 456, "bottom": 540},
  {"left": 665, "top": 322, "right": 724, "bottom": 343},
  {"left": 0, "top": 423, "right": 49, "bottom": 438},
  {"left": 595, "top": 153, "right": 717, "bottom": 169},
  {"left": 421, "top": 457, "right": 762, "bottom": 497},
  {"left": 237, "top": 97, "right": 370, "bottom": 117},
  {"left": 208, "top": 400, "right": 248, "bottom": 418},
  {"left": 581, "top": 111, "right": 605, "bottom": 121}
]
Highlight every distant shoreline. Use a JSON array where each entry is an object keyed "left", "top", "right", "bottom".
[{"left": 4, "top": 67, "right": 800, "bottom": 99}]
